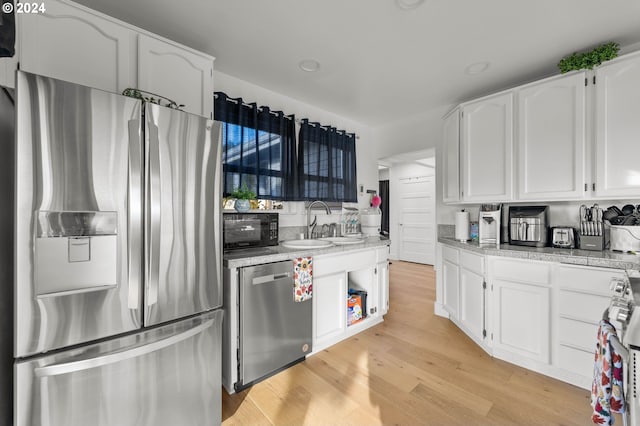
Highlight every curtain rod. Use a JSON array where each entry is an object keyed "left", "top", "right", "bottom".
[
  {"left": 214, "top": 94, "right": 294, "bottom": 120},
  {"left": 301, "top": 120, "right": 358, "bottom": 139},
  {"left": 214, "top": 93, "right": 359, "bottom": 139}
]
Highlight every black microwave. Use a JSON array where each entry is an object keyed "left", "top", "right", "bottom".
[{"left": 223, "top": 213, "right": 279, "bottom": 251}]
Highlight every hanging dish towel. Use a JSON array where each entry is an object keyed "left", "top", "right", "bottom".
[
  {"left": 591, "top": 320, "right": 625, "bottom": 425},
  {"left": 293, "top": 257, "right": 312, "bottom": 302}
]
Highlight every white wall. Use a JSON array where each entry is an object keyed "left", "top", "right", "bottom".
[
  {"left": 215, "top": 70, "right": 377, "bottom": 227},
  {"left": 378, "top": 168, "right": 389, "bottom": 181},
  {"left": 370, "top": 105, "right": 453, "bottom": 160},
  {"left": 369, "top": 104, "right": 456, "bottom": 231}
]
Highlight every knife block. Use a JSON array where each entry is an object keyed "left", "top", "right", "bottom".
[{"left": 579, "top": 223, "right": 609, "bottom": 251}]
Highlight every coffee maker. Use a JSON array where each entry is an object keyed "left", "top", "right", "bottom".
[{"left": 479, "top": 204, "right": 501, "bottom": 246}]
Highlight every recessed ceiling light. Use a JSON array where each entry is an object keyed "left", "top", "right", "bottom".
[
  {"left": 299, "top": 59, "right": 320, "bottom": 72},
  {"left": 465, "top": 61, "right": 490, "bottom": 75},
  {"left": 395, "top": 0, "right": 426, "bottom": 10}
]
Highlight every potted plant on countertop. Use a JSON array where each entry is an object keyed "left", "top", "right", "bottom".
[{"left": 229, "top": 183, "right": 256, "bottom": 212}]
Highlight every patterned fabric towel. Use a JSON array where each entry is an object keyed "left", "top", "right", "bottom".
[
  {"left": 591, "top": 320, "right": 625, "bottom": 425},
  {"left": 293, "top": 257, "right": 312, "bottom": 302}
]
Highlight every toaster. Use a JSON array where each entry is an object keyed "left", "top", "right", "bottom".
[{"left": 551, "top": 227, "right": 577, "bottom": 248}]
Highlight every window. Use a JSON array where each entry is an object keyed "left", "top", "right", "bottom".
[
  {"left": 298, "top": 119, "right": 357, "bottom": 202},
  {"left": 214, "top": 93, "right": 297, "bottom": 200}
]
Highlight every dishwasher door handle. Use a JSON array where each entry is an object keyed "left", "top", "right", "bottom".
[{"left": 252, "top": 272, "right": 291, "bottom": 285}]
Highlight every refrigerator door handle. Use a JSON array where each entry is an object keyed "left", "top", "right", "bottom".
[
  {"left": 128, "top": 119, "right": 143, "bottom": 309},
  {"left": 146, "top": 120, "right": 161, "bottom": 307},
  {"left": 34, "top": 319, "right": 214, "bottom": 378},
  {"left": 212, "top": 121, "right": 223, "bottom": 297}
]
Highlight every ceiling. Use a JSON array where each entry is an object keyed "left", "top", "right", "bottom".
[{"left": 74, "top": 0, "right": 640, "bottom": 127}]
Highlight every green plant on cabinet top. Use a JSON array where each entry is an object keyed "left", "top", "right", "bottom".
[{"left": 558, "top": 42, "right": 620, "bottom": 73}]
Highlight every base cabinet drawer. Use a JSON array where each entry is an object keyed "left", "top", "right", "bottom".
[
  {"left": 558, "top": 317, "right": 599, "bottom": 352},
  {"left": 490, "top": 258, "right": 551, "bottom": 285},
  {"left": 557, "top": 345, "right": 594, "bottom": 378},
  {"left": 556, "top": 264, "right": 625, "bottom": 295},
  {"left": 442, "top": 246, "right": 459, "bottom": 264},
  {"left": 558, "top": 290, "right": 610, "bottom": 322},
  {"left": 460, "top": 250, "right": 484, "bottom": 275}
]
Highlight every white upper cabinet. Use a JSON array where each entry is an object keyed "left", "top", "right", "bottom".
[
  {"left": 445, "top": 50, "right": 640, "bottom": 204},
  {"left": 442, "top": 108, "right": 460, "bottom": 203},
  {"left": 17, "top": 0, "right": 214, "bottom": 118},
  {"left": 461, "top": 92, "right": 513, "bottom": 202},
  {"left": 593, "top": 52, "right": 640, "bottom": 198},
  {"left": 516, "top": 72, "right": 587, "bottom": 200},
  {"left": 138, "top": 35, "right": 214, "bottom": 118},
  {"left": 19, "top": 0, "right": 134, "bottom": 93}
]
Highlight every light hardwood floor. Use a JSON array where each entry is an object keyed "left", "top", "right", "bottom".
[{"left": 222, "top": 261, "right": 595, "bottom": 425}]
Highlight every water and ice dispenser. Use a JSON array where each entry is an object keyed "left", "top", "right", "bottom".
[{"left": 35, "top": 211, "right": 118, "bottom": 296}]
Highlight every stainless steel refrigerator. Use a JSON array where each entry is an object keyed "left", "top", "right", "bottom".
[{"left": 4, "top": 71, "right": 223, "bottom": 426}]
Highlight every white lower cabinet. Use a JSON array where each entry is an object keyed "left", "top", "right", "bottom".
[
  {"left": 489, "top": 257, "right": 552, "bottom": 365},
  {"left": 492, "top": 278, "right": 551, "bottom": 364},
  {"left": 438, "top": 244, "right": 487, "bottom": 345},
  {"left": 437, "top": 246, "right": 626, "bottom": 390},
  {"left": 459, "top": 267, "right": 485, "bottom": 343},
  {"left": 442, "top": 259, "right": 460, "bottom": 319},
  {"left": 312, "top": 247, "right": 389, "bottom": 353},
  {"left": 441, "top": 245, "right": 460, "bottom": 319},
  {"left": 377, "top": 262, "right": 389, "bottom": 315},
  {"left": 313, "top": 272, "right": 347, "bottom": 347}
]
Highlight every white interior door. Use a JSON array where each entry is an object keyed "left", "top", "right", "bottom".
[{"left": 398, "top": 174, "right": 435, "bottom": 264}]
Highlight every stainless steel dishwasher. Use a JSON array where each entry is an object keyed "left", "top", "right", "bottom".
[{"left": 236, "top": 260, "right": 312, "bottom": 391}]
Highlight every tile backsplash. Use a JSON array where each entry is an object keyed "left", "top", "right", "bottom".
[{"left": 278, "top": 226, "right": 306, "bottom": 242}]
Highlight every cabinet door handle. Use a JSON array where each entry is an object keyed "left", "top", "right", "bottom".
[
  {"left": 592, "top": 183, "right": 596, "bottom": 191},
  {"left": 584, "top": 183, "right": 588, "bottom": 192}
]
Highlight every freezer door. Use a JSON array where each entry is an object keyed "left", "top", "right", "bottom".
[
  {"left": 15, "top": 309, "right": 223, "bottom": 426},
  {"left": 15, "top": 72, "right": 143, "bottom": 358},
  {"left": 144, "top": 104, "right": 222, "bottom": 326}
]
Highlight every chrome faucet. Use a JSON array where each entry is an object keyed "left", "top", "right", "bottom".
[{"left": 306, "top": 200, "right": 332, "bottom": 239}]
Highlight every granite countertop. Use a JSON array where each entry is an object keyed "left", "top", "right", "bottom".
[
  {"left": 224, "top": 236, "right": 391, "bottom": 268},
  {"left": 438, "top": 237, "right": 640, "bottom": 270}
]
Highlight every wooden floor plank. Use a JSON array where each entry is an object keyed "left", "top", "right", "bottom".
[{"left": 222, "top": 261, "right": 592, "bottom": 425}]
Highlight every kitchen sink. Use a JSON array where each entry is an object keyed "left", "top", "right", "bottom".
[
  {"left": 280, "top": 239, "right": 334, "bottom": 249},
  {"left": 318, "top": 236, "right": 366, "bottom": 245}
]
